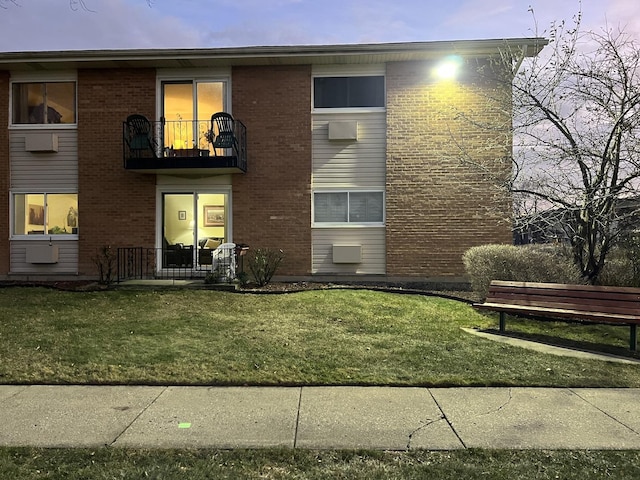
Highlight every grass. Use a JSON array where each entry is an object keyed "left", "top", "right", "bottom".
[
  {"left": 0, "top": 286, "right": 639, "bottom": 387},
  {"left": 3, "top": 286, "right": 640, "bottom": 479},
  {"left": 2, "top": 448, "right": 640, "bottom": 479}
]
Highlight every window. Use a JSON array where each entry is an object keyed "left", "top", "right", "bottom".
[
  {"left": 313, "top": 76, "right": 385, "bottom": 109},
  {"left": 12, "top": 82, "right": 76, "bottom": 125},
  {"left": 162, "top": 80, "right": 226, "bottom": 150},
  {"left": 314, "top": 191, "right": 384, "bottom": 224},
  {"left": 13, "top": 193, "right": 78, "bottom": 236}
]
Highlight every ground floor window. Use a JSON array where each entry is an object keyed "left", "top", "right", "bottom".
[
  {"left": 12, "top": 193, "right": 78, "bottom": 236},
  {"left": 313, "top": 190, "right": 384, "bottom": 225}
]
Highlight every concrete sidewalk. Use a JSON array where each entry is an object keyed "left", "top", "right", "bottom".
[{"left": 1, "top": 385, "right": 640, "bottom": 450}]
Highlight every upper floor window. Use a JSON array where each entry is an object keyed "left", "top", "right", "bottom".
[
  {"left": 12, "top": 82, "right": 76, "bottom": 125},
  {"left": 313, "top": 76, "right": 385, "bottom": 109},
  {"left": 13, "top": 193, "right": 78, "bottom": 237}
]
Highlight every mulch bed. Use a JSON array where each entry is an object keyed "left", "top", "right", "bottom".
[{"left": 0, "top": 280, "right": 479, "bottom": 303}]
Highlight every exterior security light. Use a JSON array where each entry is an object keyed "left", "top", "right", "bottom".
[{"left": 434, "top": 55, "right": 463, "bottom": 80}]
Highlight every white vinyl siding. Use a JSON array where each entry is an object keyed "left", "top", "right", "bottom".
[
  {"left": 311, "top": 64, "right": 387, "bottom": 276},
  {"left": 10, "top": 240, "right": 79, "bottom": 275},
  {"left": 10, "top": 129, "right": 78, "bottom": 274},
  {"left": 312, "top": 112, "right": 386, "bottom": 187},
  {"left": 312, "top": 228, "right": 385, "bottom": 274},
  {"left": 10, "top": 130, "right": 78, "bottom": 189}
]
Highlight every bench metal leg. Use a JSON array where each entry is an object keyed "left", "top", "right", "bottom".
[
  {"left": 499, "top": 312, "right": 506, "bottom": 333},
  {"left": 631, "top": 324, "right": 637, "bottom": 351}
]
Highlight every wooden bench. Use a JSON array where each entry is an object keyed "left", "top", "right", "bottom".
[{"left": 473, "top": 281, "right": 640, "bottom": 351}]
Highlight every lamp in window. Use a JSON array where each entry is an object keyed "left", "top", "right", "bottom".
[{"left": 66, "top": 207, "right": 78, "bottom": 228}]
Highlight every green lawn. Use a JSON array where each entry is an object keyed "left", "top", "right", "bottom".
[
  {"left": 3, "top": 286, "right": 640, "bottom": 479},
  {"left": 1, "top": 286, "right": 639, "bottom": 387},
  {"left": 3, "top": 448, "right": 640, "bottom": 479}
]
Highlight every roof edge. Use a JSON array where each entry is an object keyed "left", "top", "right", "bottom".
[
  {"left": 0, "top": 38, "right": 547, "bottom": 62},
  {"left": 0, "top": 38, "right": 548, "bottom": 71}
]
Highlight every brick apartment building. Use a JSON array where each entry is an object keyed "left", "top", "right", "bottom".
[{"left": 0, "top": 39, "right": 545, "bottom": 284}]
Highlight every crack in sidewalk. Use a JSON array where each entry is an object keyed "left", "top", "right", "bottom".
[
  {"left": 413, "top": 388, "right": 515, "bottom": 449},
  {"left": 478, "top": 387, "right": 513, "bottom": 417},
  {"left": 108, "top": 386, "right": 168, "bottom": 447},
  {"left": 410, "top": 389, "right": 469, "bottom": 450},
  {"left": 570, "top": 388, "right": 640, "bottom": 437},
  {"left": 406, "top": 415, "right": 446, "bottom": 450}
]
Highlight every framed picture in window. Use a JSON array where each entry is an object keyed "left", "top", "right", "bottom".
[
  {"left": 204, "top": 205, "right": 224, "bottom": 226},
  {"left": 178, "top": 210, "right": 187, "bottom": 221},
  {"left": 28, "top": 204, "right": 45, "bottom": 225}
]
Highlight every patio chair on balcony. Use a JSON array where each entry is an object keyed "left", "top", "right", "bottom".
[
  {"left": 125, "top": 114, "right": 157, "bottom": 158},
  {"left": 210, "top": 112, "right": 237, "bottom": 156}
]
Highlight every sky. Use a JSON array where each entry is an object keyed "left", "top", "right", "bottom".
[{"left": 0, "top": 0, "right": 638, "bottom": 52}]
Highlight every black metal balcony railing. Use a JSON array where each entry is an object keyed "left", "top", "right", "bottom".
[{"left": 123, "top": 118, "right": 247, "bottom": 174}]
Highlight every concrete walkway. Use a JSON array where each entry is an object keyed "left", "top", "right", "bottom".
[{"left": 2, "top": 385, "right": 640, "bottom": 450}]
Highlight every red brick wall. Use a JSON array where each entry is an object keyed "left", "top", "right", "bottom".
[
  {"left": 0, "top": 71, "right": 9, "bottom": 275},
  {"left": 386, "top": 60, "right": 512, "bottom": 278},
  {"left": 77, "top": 69, "right": 156, "bottom": 275},
  {"left": 231, "top": 65, "right": 312, "bottom": 276}
]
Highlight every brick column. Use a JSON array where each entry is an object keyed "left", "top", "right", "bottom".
[
  {"left": 77, "top": 69, "right": 157, "bottom": 276},
  {"left": 231, "top": 65, "right": 312, "bottom": 276},
  {"left": 385, "top": 60, "right": 512, "bottom": 279}
]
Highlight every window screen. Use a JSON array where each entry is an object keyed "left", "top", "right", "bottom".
[
  {"left": 314, "top": 191, "right": 384, "bottom": 224},
  {"left": 314, "top": 76, "right": 385, "bottom": 108},
  {"left": 349, "top": 192, "right": 384, "bottom": 222},
  {"left": 314, "top": 192, "right": 348, "bottom": 222}
]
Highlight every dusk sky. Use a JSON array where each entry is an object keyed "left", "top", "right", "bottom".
[{"left": 0, "top": 0, "right": 638, "bottom": 52}]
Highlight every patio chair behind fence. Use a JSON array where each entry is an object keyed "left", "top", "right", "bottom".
[
  {"left": 210, "top": 243, "right": 237, "bottom": 282},
  {"left": 116, "top": 246, "right": 240, "bottom": 282}
]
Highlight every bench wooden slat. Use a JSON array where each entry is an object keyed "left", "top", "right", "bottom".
[
  {"left": 475, "top": 302, "right": 640, "bottom": 324},
  {"left": 484, "top": 293, "right": 640, "bottom": 316},
  {"left": 473, "top": 281, "right": 640, "bottom": 351},
  {"left": 488, "top": 286, "right": 640, "bottom": 304},
  {"left": 489, "top": 280, "right": 640, "bottom": 294}
]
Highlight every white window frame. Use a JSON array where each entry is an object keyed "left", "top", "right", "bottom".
[
  {"left": 312, "top": 190, "right": 385, "bottom": 227},
  {"left": 10, "top": 191, "right": 79, "bottom": 240},
  {"left": 312, "top": 74, "right": 386, "bottom": 115},
  {"left": 9, "top": 72, "right": 78, "bottom": 129},
  {"left": 155, "top": 68, "right": 232, "bottom": 122},
  {"left": 155, "top": 185, "right": 233, "bottom": 268}
]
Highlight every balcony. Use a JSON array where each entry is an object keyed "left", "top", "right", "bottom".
[{"left": 123, "top": 116, "right": 247, "bottom": 175}]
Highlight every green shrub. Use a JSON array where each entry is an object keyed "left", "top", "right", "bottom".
[
  {"left": 597, "top": 257, "right": 635, "bottom": 287},
  {"left": 597, "top": 234, "right": 640, "bottom": 287},
  {"left": 248, "top": 248, "right": 285, "bottom": 287},
  {"left": 463, "top": 244, "right": 582, "bottom": 299}
]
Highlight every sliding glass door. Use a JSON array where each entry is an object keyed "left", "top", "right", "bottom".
[
  {"left": 162, "top": 80, "right": 226, "bottom": 153},
  {"left": 161, "top": 191, "right": 228, "bottom": 269}
]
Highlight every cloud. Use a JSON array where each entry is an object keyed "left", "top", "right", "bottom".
[
  {"left": 0, "top": 0, "right": 638, "bottom": 52},
  {"left": 0, "top": 0, "right": 203, "bottom": 51}
]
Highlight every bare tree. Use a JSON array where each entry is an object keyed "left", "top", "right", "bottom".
[
  {"left": 452, "top": 13, "right": 640, "bottom": 284},
  {"left": 515, "top": 20, "right": 640, "bottom": 283}
]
